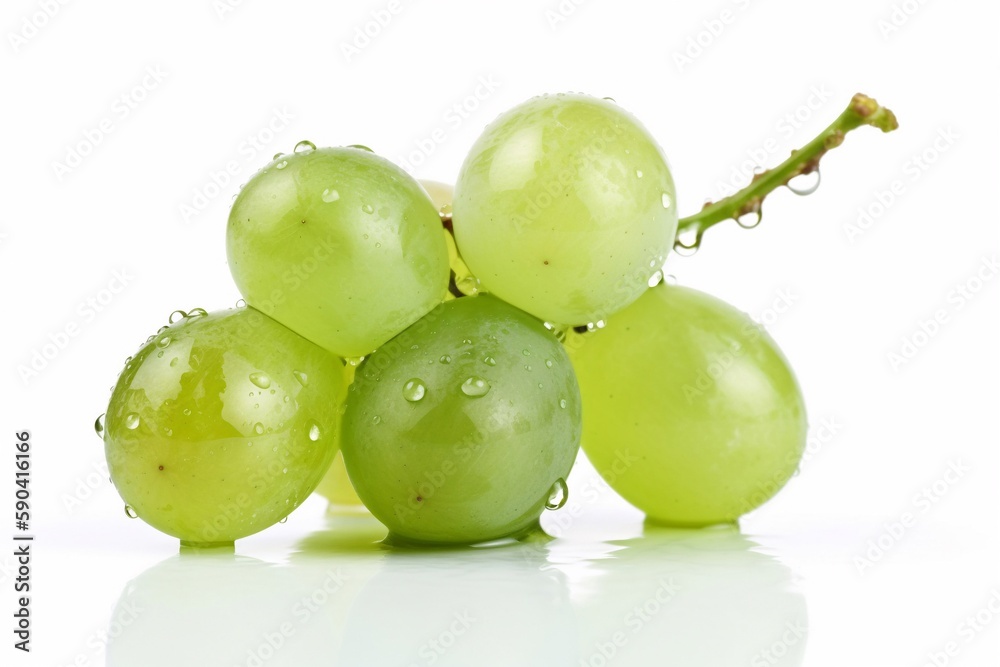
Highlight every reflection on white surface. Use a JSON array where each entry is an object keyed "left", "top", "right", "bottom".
[{"left": 104, "top": 512, "right": 805, "bottom": 666}]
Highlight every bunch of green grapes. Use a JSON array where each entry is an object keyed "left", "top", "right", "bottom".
[{"left": 99, "top": 91, "right": 895, "bottom": 547}]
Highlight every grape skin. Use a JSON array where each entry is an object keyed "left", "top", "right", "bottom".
[
  {"left": 341, "top": 295, "right": 582, "bottom": 545},
  {"left": 570, "top": 285, "right": 807, "bottom": 526},
  {"left": 227, "top": 147, "right": 450, "bottom": 358},
  {"left": 453, "top": 93, "right": 677, "bottom": 327},
  {"left": 103, "top": 307, "right": 347, "bottom": 547}
]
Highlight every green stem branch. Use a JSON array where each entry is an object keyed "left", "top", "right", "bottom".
[{"left": 675, "top": 93, "right": 898, "bottom": 250}]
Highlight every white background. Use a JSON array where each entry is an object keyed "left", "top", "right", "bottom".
[{"left": 1, "top": 0, "right": 998, "bottom": 666}]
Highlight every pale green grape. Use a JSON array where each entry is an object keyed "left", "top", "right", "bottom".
[
  {"left": 569, "top": 285, "right": 806, "bottom": 525},
  {"left": 453, "top": 93, "right": 677, "bottom": 326},
  {"left": 228, "top": 146, "right": 450, "bottom": 358},
  {"left": 341, "top": 295, "right": 581, "bottom": 544},
  {"left": 103, "top": 307, "right": 348, "bottom": 547}
]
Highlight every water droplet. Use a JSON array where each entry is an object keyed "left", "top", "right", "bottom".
[
  {"left": 183, "top": 408, "right": 192, "bottom": 416},
  {"left": 308, "top": 422, "right": 321, "bottom": 441},
  {"left": 524, "top": 365, "right": 532, "bottom": 371},
  {"left": 321, "top": 188, "right": 340, "bottom": 203},
  {"left": 293, "top": 370, "right": 309, "bottom": 386},
  {"left": 169, "top": 310, "right": 187, "bottom": 323},
  {"left": 348, "top": 144, "right": 373, "bottom": 152},
  {"left": 362, "top": 204, "right": 374, "bottom": 214},
  {"left": 602, "top": 96, "right": 616, "bottom": 103},
  {"left": 788, "top": 169, "right": 821, "bottom": 196},
  {"left": 545, "top": 359, "right": 553, "bottom": 368},
  {"left": 674, "top": 227, "right": 702, "bottom": 256},
  {"left": 346, "top": 356, "right": 364, "bottom": 367},
  {"left": 461, "top": 377, "right": 491, "bottom": 398},
  {"left": 125, "top": 413, "right": 140, "bottom": 430},
  {"left": 736, "top": 210, "right": 763, "bottom": 229},
  {"left": 188, "top": 307, "right": 208, "bottom": 318},
  {"left": 156, "top": 336, "right": 171, "bottom": 348},
  {"left": 522, "top": 349, "right": 531, "bottom": 356},
  {"left": 272, "top": 152, "right": 283, "bottom": 160},
  {"left": 402, "top": 379, "right": 427, "bottom": 402},
  {"left": 375, "top": 242, "right": 381, "bottom": 248},
  {"left": 661, "top": 192, "right": 673, "bottom": 209},
  {"left": 439, "top": 203, "right": 453, "bottom": 218},
  {"left": 253, "top": 422, "right": 264, "bottom": 435},
  {"left": 664, "top": 274, "right": 679, "bottom": 285},
  {"left": 124, "top": 505, "right": 138, "bottom": 519},
  {"left": 545, "top": 478, "right": 569, "bottom": 510},
  {"left": 648, "top": 270, "right": 664, "bottom": 287},
  {"left": 371, "top": 415, "right": 382, "bottom": 425},
  {"left": 279, "top": 516, "right": 288, "bottom": 524},
  {"left": 439, "top": 355, "right": 452, "bottom": 364},
  {"left": 635, "top": 169, "right": 643, "bottom": 178},
  {"left": 462, "top": 338, "right": 473, "bottom": 345},
  {"left": 483, "top": 356, "right": 496, "bottom": 366},
  {"left": 94, "top": 414, "right": 105, "bottom": 438},
  {"left": 275, "top": 160, "right": 288, "bottom": 170},
  {"left": 559, "top": 398, "right": 568, "bottom": 409},
  {"left": 249, "top": 372, "right": 271, "bottom": 389},
  {"left": 236, "top": 299, "right": 247, "bottom": 309},
  {"left": 294, "top": 139, "right": 316, "bottom": 153}
]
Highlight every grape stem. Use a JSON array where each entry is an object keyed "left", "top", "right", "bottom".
[{"left": 675, "top": 93, "right": 898, "bottom": 249}]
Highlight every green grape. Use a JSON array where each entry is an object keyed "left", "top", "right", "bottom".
[
  {"left": 569, "top": 285, "right": 807, "bottom": 526},
  {"left": 341, "top": 294, "right": 581, "bottom": 544},
  {"left": 103, "top": 307, "right": 348, "bottom": 547},
  {"left": 453, "top": 93, "right": 677, "bottom": 326},
  {"left": 227, "top": 146, "right": 450, "bottom": 358}
]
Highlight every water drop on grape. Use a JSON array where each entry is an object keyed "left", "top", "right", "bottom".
[
  {"left": 462, "top": 338, "right": 473, "bottom": 345},
  {"left": 635, "top": 169, "right": 643, "bottom": 178},
  {"left": 483, "top": 356, "right": 496, "bottom": 366},
  {"left": 545, "top": 478, "right": 569, "bottom": 510},
  {"left": 124, "top": 505, "right": 138, "bottom": 519},
  {"left": 402, "top": 379, "right": 427, "bottom": 402},
  {"left": 648, "top": 270, "right": 664, "bottom": 287},
  {"left": 253, "top": 422, "right": 264, "bottom": 435},
  {"left": 94, "top": 414, "right": 105, "bottom": 438},
  {"left": 249, "top": 372, "right": 271, "bottom": 389},
  {"left": 371, "top": 415, "right": 382, "bottom": 425},
  {"left": 439, "top": 355, "right": 452, "bottom": 364},
  {"left": 321, "top": 188, "right": 340, "bottom": 203},
  {"left": 602, "top": 96, "right": 616, "bottom": 103},
  {"left": 362, "top": 204, "right": 374, "bottom": 214},
  {"left": 169, "top": 310, "right": 187, "bottom": 323},
  {"left": 294, "top": 140, "right": 316, "bottom": 153},
  {"left": 661, "top": 193, "right": 672, "bottom": 209},
  {"left": 279, "top": 516, "right": 288, "bottom": 524},
  {"left": 461, "top": 377, "right": 491, "bottom": 398},
  {"left": 188, "top": 307, "right": 208, "bottom": 318},
  {"left": 545, "top": 359, "right": 553, "bottom": 368},
  {"left": 308, "top": 422, "right": 321, "bottom": 441},
  {"left": 275, "top": 160, "right": 288, "bottom": 170},
  {"left": 125, "top": 413, "right": 140, "bottom": 430},
  {"left": 348, "top": 144, "right": 373, "bottom": 152},
  {"left": 236, "top": 299, "right": 247, "bottom": 309},
  {"left": 439, "top": 203, "right": 453, "bottom": 218},
  {"left": 559, "top": 399, "right": 568, "bottom": 409},
  {"left": 787, "top": 169, "right": 821, "bottom": 196},
  {"left": 272, "top": 152, "right": 283, "bottom": 160},
  {"left": 156, "top": 336, "right": 171, "bottom": 348},
  {"left": 292, "top": 370, "right": 309, "bottom": 386},
  {"left": 456, "top": 275, "right": 479, "bottom": 295}
]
